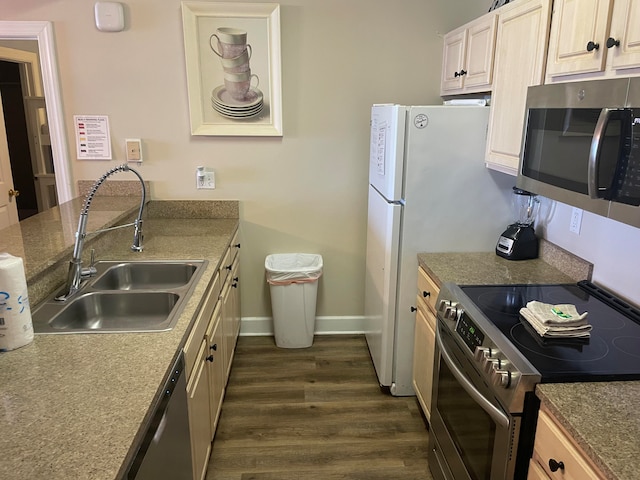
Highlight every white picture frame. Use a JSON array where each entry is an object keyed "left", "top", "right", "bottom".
[{"left": 181, "top": 2, "right": 282, "bottom": 136}]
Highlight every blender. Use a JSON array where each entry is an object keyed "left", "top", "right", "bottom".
[{"left": 496, "top": 187, "right": 539, "bottom": 260}]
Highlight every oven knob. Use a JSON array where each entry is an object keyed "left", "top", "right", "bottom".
[
  {"left": 474, "top": 346, "right": 491, "bottom": 361},
  {"left": 444, "top": 305, "right": 456, "bottom": 319},
  {"left": 492, "top": 369, "right": 512, "bottom": 388},
  {"left": 483, "top": 357, "right": 501, "bottom": 374},
  {"left": 437, "top": 299, "right": 451, "bottom": 312}
]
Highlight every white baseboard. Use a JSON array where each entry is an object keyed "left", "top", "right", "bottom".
[{"left": 239, "top": 316, "right": 366, "bottom": 336}]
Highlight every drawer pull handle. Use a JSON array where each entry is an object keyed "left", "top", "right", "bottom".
[
  {"left": 423, "top": 291, "right": 430, "bottom": 298},
  {"left": 606, "top": 37, "right": 620, "bottom": 48},
  {"left": 410, "top": 306, "right": 417, "bottom": 312},
  {"left": 206, "top": 355, "right": 214, "bottom": 362},
  {"left": 548, "top": 459, "right": 565, "bottom": 472}
]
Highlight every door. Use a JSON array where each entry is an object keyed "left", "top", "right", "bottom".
[
  {"left": 364, "top": 185, "right": 402, "bottom": 387},
  {"left": 0, "top": 91, "right": 19, "bottom": 229}
]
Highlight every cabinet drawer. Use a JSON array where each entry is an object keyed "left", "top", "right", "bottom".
[
  {"left": 417, "top": 267, "right": 440, "bottom": 314},
  {"left": 416, "top": 295, "right": 436, "bottom": 331},
  {"left": 532, "top": 408, "right": 603, "bottom": 479}
]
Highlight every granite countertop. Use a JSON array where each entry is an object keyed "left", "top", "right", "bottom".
[
  {"left": 418, "top": 240, "right": 592, "bottom": 287},
  {"left": 418, "top": 247, "right": 639, "bottom": 480},
  {"left": 536, "top": 382, "right": 640, "bottom": 480},
  {"left": 0, "top": 198, "right": 239, "bottom": 480}
]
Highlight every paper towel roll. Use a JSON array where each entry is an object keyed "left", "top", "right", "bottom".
[{"left": 0, "top": 253, "right": 34, "bottom": 351}]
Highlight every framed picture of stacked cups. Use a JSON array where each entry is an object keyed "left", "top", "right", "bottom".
[{"left": 181, "top": 2, "right": 282, "bottom": 136}]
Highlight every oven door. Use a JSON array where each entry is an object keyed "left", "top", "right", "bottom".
[{"left": 428, "top": 322, "right": 518, "bottom": 480}]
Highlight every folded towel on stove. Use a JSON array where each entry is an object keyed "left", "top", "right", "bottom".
[{"left": 519, "top": 301, "right": 591, "bottom": 339}]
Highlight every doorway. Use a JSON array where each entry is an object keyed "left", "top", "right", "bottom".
[{"left": 0, "top": 56, "right": 58, "bottom": 221}]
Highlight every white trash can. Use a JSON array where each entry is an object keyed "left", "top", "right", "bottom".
[{"left": 265, "top": 253, "right": 323, "bottom": 348}]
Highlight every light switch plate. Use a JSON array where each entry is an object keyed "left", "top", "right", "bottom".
[{"left": 95, "top": 2, "right": 125, "bottom": 32}]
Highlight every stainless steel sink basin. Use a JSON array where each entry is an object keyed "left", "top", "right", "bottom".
[
  {"left": 32, "top": 260, "right": 207, "bottom": 334},
  {"left": 48, "top": 291, "right": 179, "bottom": 331},
  {"left": 91, "top": 262, "right": 199, "bottom": 290}
]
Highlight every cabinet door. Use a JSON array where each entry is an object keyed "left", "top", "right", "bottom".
[
  {"left": 187, "top": 340, "right": 212, "bottom": 480},
  {"left": 609, "top": 0, "right": 640, "bottom": 70},
  {"left": 463, "top": 15, "right": 498, "bottom": 91},
  {"left": 532, "top": 409, "right": 605, "bottom": 479},
  {"left": 412, "top": 301, "right": 436, "bottom": 421},
  {"left": 486, "top": 0, "right": 552, "bottom": 175},
  {"left": 206, "top": 303, "right": 225, "bottom": 434},
  {"left": 441, "top": 27, "right": 467, "bottom": 94},
  {"left": 546, "top": 0, "right": 613, "bottom": 77}
]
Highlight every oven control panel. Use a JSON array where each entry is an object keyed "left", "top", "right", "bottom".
[{"left": 437, "top": 298, "right": 518, "bottom": 391}]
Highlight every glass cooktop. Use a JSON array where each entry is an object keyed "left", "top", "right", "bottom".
[{"left": 460, "top": 281, "right": 640, "bottom": 383}]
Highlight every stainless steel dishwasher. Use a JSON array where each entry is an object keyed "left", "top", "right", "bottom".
[{"left": 121, "top": 352, "right": 193, "bottom": 480}]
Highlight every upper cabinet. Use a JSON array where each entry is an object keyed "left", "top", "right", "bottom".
[
  {"left": 546, "top": 0, "right": 640, "bottom": 81},
  {"left": 485, "top": 0, "right": 552, "bottom": 174},
  {"left": 440, "top": 13, "right": 498, "bottom": 95}
]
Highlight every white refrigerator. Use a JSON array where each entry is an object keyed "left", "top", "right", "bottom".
[{"left": 364, "top": 104, "right": 514, "bottom": 396}]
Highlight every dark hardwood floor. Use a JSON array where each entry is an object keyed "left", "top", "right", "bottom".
[{"left": 206, "top": 335, "right": 433, "bottom": 480}]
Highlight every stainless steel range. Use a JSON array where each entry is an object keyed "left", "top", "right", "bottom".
[{"left": 428, "top": 280, "right": 640, "bottom": 480}]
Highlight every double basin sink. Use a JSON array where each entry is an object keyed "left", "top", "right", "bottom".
[{"left": 32, "top": 260, "right": 207, "bottom": 334}]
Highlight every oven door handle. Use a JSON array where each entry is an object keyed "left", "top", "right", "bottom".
[{"left": 436, "top": 327, "right": 510, "bottom": 429}]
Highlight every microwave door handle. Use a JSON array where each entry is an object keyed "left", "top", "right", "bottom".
[
  {"left": 588, "top": 108, "right": 612, "bottom": 199},
  {"left": 435, "top": 326, "right": 510, "bottom": 428}
]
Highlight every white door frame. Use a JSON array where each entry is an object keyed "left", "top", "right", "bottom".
[{"left": 0, "top": 21, "right": 73, "bottom": 204}]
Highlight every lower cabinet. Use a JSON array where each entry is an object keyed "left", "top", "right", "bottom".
[
  {"left": 206, "top": 303, "right": 225, "bottom": 434},
  {"left": 412, "top": 266, "right": 440, "bottom": 421},
  {"left": 184, "top": 229, "right": 241, "bottom": 480},
  {"left": 528, "top": 407, "right": 605, "bottom": 479},
  {"left": 187, "top": 339, "right": 213, "bottom": 480}
]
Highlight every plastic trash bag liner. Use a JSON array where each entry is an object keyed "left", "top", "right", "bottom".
[{"left": 265, "top": 253, "right": 323, "bottom": 285}]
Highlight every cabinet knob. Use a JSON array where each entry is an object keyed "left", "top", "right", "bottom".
[
  {"left": 410, "top": 306, "right": 417, "bottom": 312},
  {"left": 210, "top": 343, "right": 218, "bottom": 351},
  {"left": 206, "top": 355, "right": 214, "bottom": 362},
  {"left": 548, "top": 459, "right": 565, "bottom": 472},
  {"left": 422, "top": 291, "right": 430, "bottom": 298},
  {"left": 586, "top": 40, "right": 600, "bottom": 52},
  {"left": 232, "top": 282, "right": 238, "bottom": 288},
  {"left": 459, "top": 69, "right": 467, "bottom": 76},
  {"left": 454, "top": 71, "right": 461, "bottom": 77},
  {"left": 606, "top": 37, "right": 620, "bottom": 48},
  {"left": 234, "top": 243, "right": 241, "bottom": 249},
  {"left": 225, "top": 265, "right": 232, "bottom": 271}
]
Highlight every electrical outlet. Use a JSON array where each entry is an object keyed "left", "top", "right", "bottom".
[
  {"left": 196, "top": 166, "right": 215, "bottom": 189},
  {"left": 570, "top": 207, "right": 583, "bottom": 234}
]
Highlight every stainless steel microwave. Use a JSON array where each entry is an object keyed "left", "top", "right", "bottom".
[{"left": 516, "top": 78, "right": 640, "bottom": 228}]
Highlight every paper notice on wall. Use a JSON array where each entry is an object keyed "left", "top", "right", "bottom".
[
  {"left": 74, "top": 115, "right": 112, "bottom": 160},
  {"left": 371, "top": 119, "right": 386, "bottom": 176}
]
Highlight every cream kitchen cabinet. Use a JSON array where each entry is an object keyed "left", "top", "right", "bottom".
[
  {"left": 528, "top": 407, "right": 606, "bottom": 479},
  {"left": 183, "top": 227, "right": 241, "bottom": 480},
  {"left": 545, "top": 0, "right": 640, "bottom": 81},
  {"left": 220, "top": 230, "right": 241, "bottom": 379},
  {"left": 485, "top": 0, "right": 552, "bottom": 175},
  {"left": 441, "top": 13, "right": 498, "bottom": 95},
  {"left": 412, "top": 266, "right": 440, "bottom": 421}
]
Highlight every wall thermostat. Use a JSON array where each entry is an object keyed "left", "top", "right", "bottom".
[{"left": 94, "top": 2, "right": 125, "bottom": 32}]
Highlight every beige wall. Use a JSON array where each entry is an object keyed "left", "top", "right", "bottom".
[{"left": 4, "top": 0, "right": 489, "bottom": 318}]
